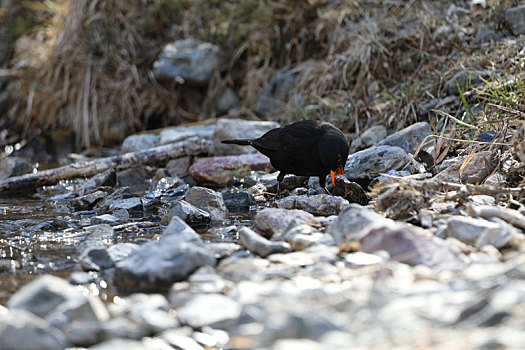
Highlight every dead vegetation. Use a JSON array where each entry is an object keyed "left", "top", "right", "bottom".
[{"left": 1, "top": 0, "right": 524, "bottom": 156}]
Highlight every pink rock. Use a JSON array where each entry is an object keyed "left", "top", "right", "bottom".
[{"left": 189, "top": 153, "right": 275, "bottom": 184}]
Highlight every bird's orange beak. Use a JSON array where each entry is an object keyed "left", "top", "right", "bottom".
[{"left": 330, "top": 165, "right": 344, "bottom": 186}]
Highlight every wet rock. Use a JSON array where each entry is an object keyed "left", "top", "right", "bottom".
[
  {"left": 255, "top": 208, "right": 320, "bottom": 239},
  {"left": 378, "top": 122, "right": 432, "bottom": 153},
  {"left": 114, "top": 217, "right": 216, "bottom": 290},
  {"left": 350, "top": 125, "right": 387, "bottom": 152},
  {"left": 166, "top": 156, "right": 192, "bottom": 178},
  {"left": 276, "top": 194, "right": 349, "bottom": 216},
  {"left": 117, "top": 166, "right": 152, "bottom": 188},
  {"left": 221, "top": 189, "right": 256, "bottom": 210},
  {"left": 151, "top": 175, "right": 185, "bottom": 192},
  {"left": 80, "top": 243, "right": 139, "bottom": 271},
  {"left": 0, "top": 309, "right": 70, "bottom": 350},
  {"left": 434, "top": 151, "right": 496, "bottom": 184},
  {"left": 327, "top": 204, "right": 390, "bottom": 244},
  {"left": 444, "top": 70, "right": 491, "bottom": 95},
  {"left": 162, "top": 216, "right": 203, "bottom": 243},
  {"left": 259, "top": 172, "right": 307, "bottom": 193},
  {"left": 162, "top": 199, "right": 211, "bottom": 226},
  {"left": 445, "top": 216, "right": 519, "bottom": 248},
  {"left": 282, "top": 224, "right": 332, "bottom": 250},
  {"left": 331, "top": 175, "right": 369, "bottom": 205},
  {"left": 189, "top": 153, "right": 274, "bottom": 185},
  {"left": 78, "top": 224, "right": 115, "bottom": 251},
  {"left": 121, "top": 134, "right": 159, "bottom": 152},
  {"left": 239, "top": 227, "right": 292, "bottom": 257},
  {"left": 71, "top": 190, "right": 107, "bottom": 210},
  {"left": 159, "top": 123, "right": 216, "bottom": 145},
  {"left": 344, "top": 145, "right": 412, "bottom": 184},
  {"left": 109, "top": 197, "right": 143, "bottom": 212},
  {"left": 176, "top": 293, "right": 241, "bottom": 329},
  {"left": 184, "top": 186, "right": 228, "bottom": 221},
  {"left": 502, "top": 5, "right": 525, "bottom": 35},
  {"left": 254, "top": 67, "right": 297, "bottom": 115},
  {"left": 0, "top": 156, "right": 33, "bottom": 179},
  {"left": 215, "top": 87, "right": 240, "bottom": 115},
  {"left": 90, "top": 213, "right": 120, "bottom": 226},
  {"left": 212, "top": 118, "right": 280, "bottom": 155},
  {"left": 109, "top": 293, "right": 178, "bottom": 334},
  {"left": 152, "top": 39, "right": 225, "bottom": 86},
  {"left": 360, "top": 222, "right": 466, "bottom": 267}
]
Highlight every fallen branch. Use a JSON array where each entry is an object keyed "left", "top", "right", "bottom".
[{"left": 0, "top": 137, "right": 211, "bottom": 192}]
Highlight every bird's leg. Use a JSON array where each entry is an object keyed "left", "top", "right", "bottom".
[
  {"left": 319, "top": 175, "right": 331, "bottom": 195},
  {"left": 275, "top": 172, "right": 285, "bottom": 198}
]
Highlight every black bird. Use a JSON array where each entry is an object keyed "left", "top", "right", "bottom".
[{"left": 221, "top": 120, "right": 349, "bottom": 195}]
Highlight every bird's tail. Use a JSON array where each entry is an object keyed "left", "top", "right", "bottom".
[{"left": 221, "top": 139, "right": 252, "bottom": 145}]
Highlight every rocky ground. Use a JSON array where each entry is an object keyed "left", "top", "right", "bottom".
[{"left": 0, "top": 116, "right": 524, "bottom": 350}]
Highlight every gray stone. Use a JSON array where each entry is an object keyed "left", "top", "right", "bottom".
[
  {"left": 160, "top": 330, "right": 204, "bottom": 350},
  {"left": 218, "top": 256, "right": 271, "bottom": 282},
  {"left": 215, "top": 87, "right": 240, "bottom": 115},
  {"left": 444, "top": 70, "right": 491, "bottom": 95},
  {"left": 476, "top": 25, "right": 496, "bottom": 43},
  {"left": 78, "top": 224, "right": 115, "bottom": 251},
  {"left": 166, "top": 156, "right": 192, "bottom": 178},
  {"left": 502, "top": 5, "right": 525, "bottom": 35},
  {"left": 121, "top": 134, "right": 159, "bottom": 152},
  {"left": 109, "top": 197, "right": 143, "bottom": 212},
  {"left": 360, "top": 222, "right": 467, "bottom": 267},
  {"left": 276, "top": 194, "right": 350, "bottom": 216},
  {"left": 89, "top": 338, "right": 157, "bottom": 350},
  {"left": 221, "top": 189, "right": 256, "bottom": 210},
  {"left": 331, "top": 175, "right": 369, "bottom": 205},
  {"left": 176, "top": 293, "right": 241, "bottom": 329},
  {"left": 0, "top": 157, "right": 33, "bottom": 180},
  {"left": 212, "top": 118, "right": 280, "bottom": 155},
  {"left": 184, "top": 186, "right": 228, "bottom": 221},
  {"left": 435, "top": 151, "right": 496, "bottom": 184},
  {"left": 327, "top": 204, "right": 390, "bottom": 244},
  {"left": 159, "top": 123, "right": 215, "bottom": 145},
  {"left": 350, "top": 125, "right": 387, "bottom": 152},
  {"left": 378, "top": 122, "right": 432, "bottom": 153},
  {"left": 0, "top": 309, "right": 70, "bottom": 350},
  {"left": 254, "top": 67, "right": 297, "bottom": 115},
  {"left": 162, "top": 200, "right": 211, "bottom": 226},
  {"left": 110, "top": 294, "right": 178, "bottom": 334},
  {"left": 8, "top": 275, "right": 108, "bottom": 347},
  {"left": 344, "top": 252, "right": 385, "bottom": 267},
  {"left": 344, "top": 145, "right": 412, "bottom": 183},
  {"left": 79, "top": 243, "right": 139, "bottom": 271},
  {"left": 102, "top": 317, "right": 148, "bottom": 341},
  {"left": 71, "top": 190, "right": 107, "bottom": 210},
  {"left": 255, "top": 208, "right": 320, "bottom": 239},
  {"left": 267, "top": 246, "right": 339, "bottom": 267},
  {"left": 446, "top": 216, "right": 519, "bottom": 248},
  {"left": 239, "top": 227, "right": 292, "bottom": 257},
  {"left": 8, "top": 275, "right": 79, "bottom": 318},
  {"left": 260, "top": 172, "right": 307, "bottom": 193},
  {"left": 162, "top": 216, "right": 203, "bottom": 243},
  {"left": 90, "top": 214, "right": 120, "bottom": 226},
  {"left": 45, "top": 294, "right": 109, "bottom": 346},
  {"left": 271, "top": 339, "right": 326, "bottom": 350},
  {"left": 152, "top": 39, "right": 225, "bottom": 86},
  {"left": 114, "top": 228, "right": 216, "bottom": 289}
]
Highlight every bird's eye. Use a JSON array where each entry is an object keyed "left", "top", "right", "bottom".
[{"left": 337, "top": 154, "right": 342, "bottom": 162}]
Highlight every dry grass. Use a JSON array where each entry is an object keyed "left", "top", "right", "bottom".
[{"left": 4, "top": 0, "right": 524, "bottom": 151}]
